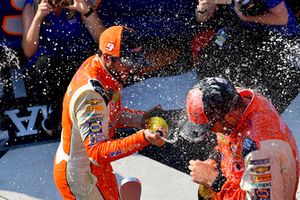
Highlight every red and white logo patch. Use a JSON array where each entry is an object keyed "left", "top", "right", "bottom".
[{"left": 106, "top": 42, "right": 115, "bottom": 51}]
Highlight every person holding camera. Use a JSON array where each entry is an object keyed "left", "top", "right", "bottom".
[
  {"left": 53, "top": 26, "right": 166, "bottom": 200},
  {"left": 21, "top": 0, "right": 106, "bottom": 132},
  {"left": 195, "top": 0, "right": 298, "bottom": 35},
  {"left": 193, "top": 0, "right": 300, "bottom": 113},
  {"left": 185, "top": 77, "right": 299, "bottom": 199}
]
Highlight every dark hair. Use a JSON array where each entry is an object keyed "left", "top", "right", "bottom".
[{"left": 199, "top": 77, "right": 243, "bottom": 121}]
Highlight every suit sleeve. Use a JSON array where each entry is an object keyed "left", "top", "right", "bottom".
[
  {"left": 217, "top": 112, "right": 297, "bottom": 200},
  {"left": 240, "top": 139, "right": 297, "bottom": 200},
  {"left": 74, "top": 90, "right": 150, "bottom": 166}
]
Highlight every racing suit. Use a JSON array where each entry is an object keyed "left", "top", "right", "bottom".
[
  {"left": 53, "top": 54, "right": 150, "bottom": 200},
  {"left": 213, "top": 89, "right": 299, "bottom": 200}
]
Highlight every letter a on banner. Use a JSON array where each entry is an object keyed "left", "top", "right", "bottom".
[{"left": 4, "top": 105, "right": 48, "bottom": 136}]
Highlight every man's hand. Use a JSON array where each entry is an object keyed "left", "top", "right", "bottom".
[
  {"left": 188, "top": 159, "right": 219, "bottom": 186},
  {"left": 143, "top": 129, "right": 166, "bottom": 147}
]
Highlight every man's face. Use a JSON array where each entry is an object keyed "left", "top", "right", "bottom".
[
  {"left": 106, "top": 57, "right": 133, "bottom": 85},
  {"left": 210, "top": 109, "right": 241, "bottom": 134}
]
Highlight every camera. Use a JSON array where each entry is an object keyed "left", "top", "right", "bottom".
[
  {"left": 47, "top": 0, "right": 74, "bottom": 8},
  {"left": 236, "top": 0, "right": 268, "bottom": 16},
  {"left": 214, "top": 0, "right": 232, "bottom": 5}
]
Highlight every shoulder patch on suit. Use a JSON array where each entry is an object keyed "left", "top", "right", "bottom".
[
  {"left": 242, "top": 137, "right": 258, "bottom": 158},
  {"left": 89, "top": 79, "right": 114, "bottom": 105}
]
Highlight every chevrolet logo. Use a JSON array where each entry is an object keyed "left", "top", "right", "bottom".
[{"left": 251, "top": 166, "right": 271, "bottom": 174}]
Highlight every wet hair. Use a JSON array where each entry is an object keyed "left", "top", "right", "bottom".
[{"left": 198, "top": 77, "right": 243, "bottom": 122}]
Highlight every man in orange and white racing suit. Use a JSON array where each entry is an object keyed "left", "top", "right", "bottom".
[
  {"left": 53, "top": 26, "right": 166, "bottom": 200},
  {"left": 186, "top": 77, "right": 299, "bottom": 199}
]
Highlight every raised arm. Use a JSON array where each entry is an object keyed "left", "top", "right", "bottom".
[
  {"left": 22, "top": 0, "right": 51, "bottom": 57},
  {"left": 74, "top": 90, "right": 164, "bottom": 165},
  {"left": 68, "top": 0, "right": 106, "bottom": 42}
]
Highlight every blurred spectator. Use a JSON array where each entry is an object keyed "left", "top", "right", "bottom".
[
  {"left": 21, "top": 0, "right": 106, "bottom": 132},
  {"left": 193, "top": 0, "right": 300, "bottom": 112},
  {"left": 195, "top": 0, "right": 298, "bottom": 35},
  {"left": 22, "top": 0, "right": 105, "bottom": 102},
  {"left": 1, "top": 0, "right": 28, "bottom": 108}
]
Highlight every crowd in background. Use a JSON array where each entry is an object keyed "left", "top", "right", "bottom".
[{"left": 0, "top": 0, "right": 300, "bottom": 135}]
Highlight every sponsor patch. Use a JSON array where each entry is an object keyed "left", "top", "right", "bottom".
[
  {"left": 86, "top": 113, "right": 103, "bottom": 119},
  {"left": 68, "top": 18, "right": 78, "bottom": 24},
  {"left": 242, "top": 137, "right": 257, "bottom": 158},
  {"left": 88, "top": 119, "right": 106, "bottom": 145},
  {"left": 89, "top": 123, "right": 102, "bottom": 134},
  {"left": 87, "top": 105, "right": 104, "bottom": 111},
  {"left": 90, "top": 79, "right": 114, "bottom": 105},
  {"left": 249, "top": 158, "right": 270, "bottom": 165},
  {"left": 250, "top": 182, "right": 271, "bottom": 188},
  {"left": 109, "top": 144, "right": 142, "bottom": 157},
  {"left": 251, "top": 166, "right": 271, "bottom": 174},
  {"left": 110, "top": 150, "right": 122, "bottom": 157},
  {"left": 86, "top": 98, "right": 103, "bottom": 105},
  {"left": 250, "top": 174, "right": 272, "bottom": 183},
  {"left": 89, "top": 132, "right": 106, "bottom": 146},
  {"left": 255, "top": 188, "right": 270, "bottom": 199},
  {"left": 88, "top": 119, "right": 103, "bottom": 134}
]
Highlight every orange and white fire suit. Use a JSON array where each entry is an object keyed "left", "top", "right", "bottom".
[
  {"left": 53, "top": 54, "right": 150, "bottom": 200},
  {"left": 213, "top": 89, "right": 299, "bottom": 200}
]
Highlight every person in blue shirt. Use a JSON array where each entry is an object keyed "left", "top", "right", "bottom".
[
  {"left": 22, "top": 0, "right": 105, "bottom": 88},
  {"left": 193, "top": 0, "right": 300, "bottom": 113},
  {"left": 196, "top": 0, "right": 299, "bottom": 36},
  {"left": 21, "top": 0, "right": 106, "bottom": 132},
  {"left": 22, "top": 0, "right": 105, "bottom": 61}
]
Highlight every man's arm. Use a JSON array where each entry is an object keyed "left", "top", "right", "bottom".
[
  {"left": 22, "top": 1, "right": 48, "bottom": 57},
  {"left": 241, "top": 140, "right": 296, "bottom": 200},
  {"left": 74, "top": 91, "right": 164, "bottom": 165},
  {"left": 74, "top": 0, "right": 106, "bottom": 42}
]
